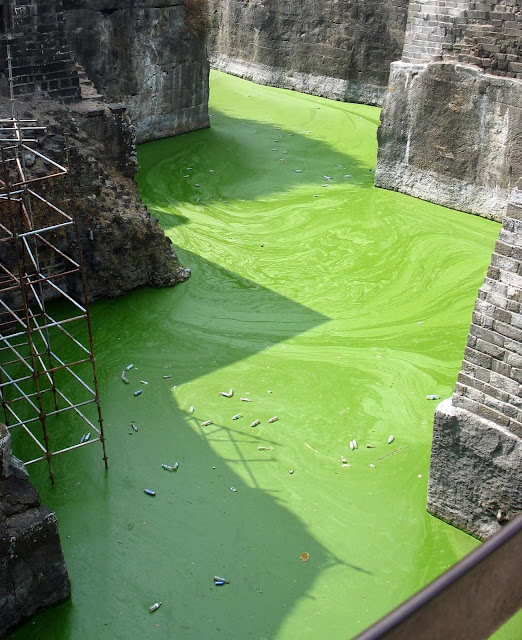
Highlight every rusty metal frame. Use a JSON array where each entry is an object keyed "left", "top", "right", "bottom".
[{"left": 0, "top": 45, "right": 107, "bottom": 482}]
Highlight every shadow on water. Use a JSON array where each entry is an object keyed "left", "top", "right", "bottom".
[
  {"left": 137, "top": 109, "right": 372, "bottom": 216},
  {"left": 6, "top": 253, "right": 375, "bottom": 639}
]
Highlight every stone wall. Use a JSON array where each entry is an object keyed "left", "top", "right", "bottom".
[
  {"left": 428, "top": 181, "right": 522, "bottom": 539},
  {"left": 0, "top": 0, "right": 80, "bottom": 101},
  {"left": 376, "top": 0, "right": 522, "bottom": 220},
  {"left": 0, "top": 423, "right": 70, "bottom": 637},
  {"left": 63, "top": 0, "right": 210, "bottom": 142},
  {"left": 208, "top": 0, "right": 409, "bottom": 106}
]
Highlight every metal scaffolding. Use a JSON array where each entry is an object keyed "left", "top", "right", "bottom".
[{"left": 0, "top": 46, "right": 107, "bottom": 483}]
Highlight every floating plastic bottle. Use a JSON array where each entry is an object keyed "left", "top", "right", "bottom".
[
  {"left": 426, "top": 395, "right": 440, "bottom": 400},
  {"left": 149, "top": 602, "right": 162, "bottom": 613},
  {"left": 143, "top": 489, "right": 156, "bottom": 496},
  {"left": 131, "top": 423, "right": 138, "bottom": 432},
  {"left": 240, "top": 397, "right": 251, "bottom": 402},
  {"left": 232, "top": 413, "right": 242, "bottom": 420},
  {"left": 134, "top": 390, "right": 143, "bottom": 397},
  {"left": 126, "top": 364, "right": 134, "bottom": 371},
  {"left": 189, "top": 406, "right": 195, "bottom": 414},
  {"left": 251, "top": 419, "right": 261, "bottom": 428},
  {"left": 268, "top": 416, "right": 278, "bottom": 423},
  {"left": 387, "top": 435, "right": 394, "bottom": 444},
  {"left": 202, "top": 420, "right": 213, "bottom": 427},
  {"left": 163, "top": 375, "right": 172, "bottom": 379}
]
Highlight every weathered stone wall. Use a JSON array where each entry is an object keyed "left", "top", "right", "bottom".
[
  {"left": 376, "top": 0, "right": 522, "bottom": 220},
  {"left": 375, "top": 61, "right": 522, "bottom": 221},
  {"left": 0, "top": 94, "right": 190, "bottom": 301},
  {"left": 428, "top": 182, "right": 522, "bottom": 539},
  {"left": 208, "top": 0, "right": 410, "bottom": 106},
  {"left": 63, "top": 0, "right": 210, "bottom": 142},
  {"left": 0, "top": 0, "right": 80, "bottom": 101},
  {"left": 402, "top": 0, "right": 522, "bottom": 78},
  {"left": 0, "top": 424, "right": 71, "bottom": 637}
]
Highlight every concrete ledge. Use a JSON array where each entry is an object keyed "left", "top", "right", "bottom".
[{"left": 427, "top": 399, "right": 522, "bottom": 540}]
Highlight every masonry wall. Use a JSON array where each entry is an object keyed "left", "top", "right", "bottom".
[
  {"left": 375, "top": 0, "right": 522, "bottom": 220},
  {"left": 208, "top": 0, "right": 410, "bottom": 106},
  {"left": 0, "top": 0, "right": 80, "bottom": 101},
  {"left": 428, "top": 182, "right": 522, "bottom": 538}
]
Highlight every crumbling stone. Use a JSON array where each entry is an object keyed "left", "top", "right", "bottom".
[{"left": 0, "top": 424, "right": 71, "bottom": 637}]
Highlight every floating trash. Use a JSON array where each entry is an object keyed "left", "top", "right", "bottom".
[
  {"left": 214, "top": 576, "right": 230, "bottom": 585},
  {"left": 202, "top": 420, "right": 213, "bottom": 427},
  {"left": 140, "top": 380, "right": 149, "bottom": 385},
  {"left": 230, "top": 487, "right": 238, "bottom": 492},
  {"left": 161, "top": 462, "right": 179, "bottom": 472},
  {"left": 344, "top": 174, "right": 351, "bottom": 178},
  {"left": 240, "top": 397, "right": 251, "bottom": 402},
  {"left": 418, "top": 474, "right": 423, "bottom": 479},
  {"left": 387, "top": 435, "right": 395, "bottom": 444},
  {"left": 426, "top": 395, "right": 440, "bottom": 400},
  {"left": 220, "top": 389, "right": 234, "bottom": 398},
  {"left": 313, "top": 195, "right": 319, "bottom": 198},
  {"left": 294, "top": 169, "right": 302, "bottom": 173},
  {"left": 184, "top": 175, "right": 189, "bottom": 178},
  {"left": 143, "top": 489, "right": 156, "bottom": 496},
  {"left": 189, "top": 406, "right": 194, "bottom": 414},
  {"left": 149, "top": 602, "right": 162, "bottom": 613},
  {"left": 258, "top": 446, "right": 274, "bottom": 451},
  {"left": 121, "top": 371, "right": 129, "bottom": 384},
  {"left": 349, "top": 439, "right": 358, "bottom": 451},
  {"left": 131, "top": 423, "right": 138, "bottom": 432},
  {"left": 134, "top": 390, "right": 143, "bottom": 397},
  {"left": 195, "top": 183, "right": 200, "bottom": 187},
  {"left": 267, "top": 416, "right": 278, "bottom": 424},
  {"left": 366, "top": 444, "right": 375, "bottom": 449},
  {"left": 337, "top": 164, "right": 343, "bottom": 168},
  {"left": 232, "top": 413, "right": 242, "bottom": 420},
  {"left": 322, "top": 184, "right": 329, "bottom": 187},
  {"left": 187, "top": 167, "right": 192, "bottom": 170},
  {"left": 251, "top": 419, "right": 261, "bottom": 428},
  {"left": 126, "top": 364, "right": 134, "bottom": 371},
  {"left": 163, "top": 375, "right": 172, "bottom": 379},
  {"left": 417, "top": 321, "right": 424, "bottom": 325},
  {"left": 79, "top": 434, "right": 86, "bottom": 444},
  {"left": 268, "top": 390, "right": 272, "bottom": 394},
  {"left": 300, "top": 552, "right": 310, "bottom": 562},
  {"left": 272, "top": 148, "right": 278, "bottom": 151},
  {"left": 282, "top": 151, "right": 288, "bottom": 154},
  {"left": 369, "top": 464, "right": 376, "bottom": 468},
  {"left": 209, "top": 169, "right": 215, "bottom": 173},
  {"left": 322, "top": 175, "right": 332, "bottom": 180},
  {"left": 341, "top": 457, "right": 347, "bottom": 465}
]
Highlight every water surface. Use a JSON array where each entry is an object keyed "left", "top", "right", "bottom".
[{"left": 10, "top": 71, "right": 519, "bottom": 639}]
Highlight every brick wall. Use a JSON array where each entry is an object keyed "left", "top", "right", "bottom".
[
  {"left": 0, "top": 0, "right": 80, "bottom": 101},
  {"left": 402, "top": 1, "right": 522, "bottom": 80},
  {"left": 453, "top": 181, "right": 522, "bottom": 439}
]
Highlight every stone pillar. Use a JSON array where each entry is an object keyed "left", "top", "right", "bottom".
[
  {"left": 427, "top": 183, "right": 522, "bottom": 539},
  {"left": 0, "top": 423, "right": 71, "bottom": 637}
]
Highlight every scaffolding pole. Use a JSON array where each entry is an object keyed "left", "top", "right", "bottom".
[{"left": 0, "top": 45, "right": 107, "bottom": 482}]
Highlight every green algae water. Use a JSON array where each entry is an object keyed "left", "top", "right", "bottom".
[{"left": 8, "top": 71, "right": 521, "bottom": 639}]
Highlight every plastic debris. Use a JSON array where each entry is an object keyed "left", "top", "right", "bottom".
[
  {"left": 300, "top": 552, "right": 310, "bottom": 562},
  {"left": 163, "top": 375, "right": 172, "bottom": 379},
  {"left": 341, "top": 457, "right": 347, "bottom": 465},
  {"left": 387, "top": 435, "right": 395, "bottom": 445},
  {"left": 220, "top": 389, "right": 234, "bottom": 398},
  {"left": 134, "top": 390, "right": 143, "bottom": 397},
  {"left": 209, "top": 169, "right": 215, "bottom": 173},
  {"left": 344, "top": 174, "right": 351, "bottom": 178},
  {"left": 140, "top": 380, "right": 149, "bottom": 385},
  {"left": 131, "top": 423, "right": 138, "bottom": 432},
  {"left": 322, "top": 175, "right": 332, "bottom": 180},
  {"left": 230, "top": 487, "right": 238, "bottom": 492},
  {"left": 369, "top": 464, "right": 376, "bottom": 468},
  {"left": 189, "top": 406, "right": 195, "bottom": 414},
  {"left": 304, "top": 442, "right": 319, "bottom": 453},
  {"left": 426, "top": 395, "right": 440, "bottom": 400},
  {"left": 149, "top": 602, "right": 162, "bottom": 613},
  {"left": 80, "top": 434, "right": 86, "bottom": 444},
  {"left": 240, "top": 397, "right": 251, "bottom": 402},
  {"left": 126, "top": 364, "right": 134, "bottom": 371},
  {"left": 232, "top": 413, "right": 242, "bottom": 420},
  {"left": 202, "top": 420, "right": 213, "bottom": 427},
  {"left": 366, "top": 444, "right": 375, "bottom": 449},
  {"left": 251, "top": 419, "right": 261, "bottom": 428},
  {"left": 161, "top": 463, "right": 179, "bottom": 472},
  {"left": 294, "top": 169, "right": 302, "bottom": 173},
  {"left": 121, "top": 371, "right": 129, "bottom": 384},
  {"left": 143, "top": 489, "right": 156, "bottom": 496},
  {"left": 417, "top": 474, "right": 422, "bottom": 479},
  {"left": 349, "top": 439, "right": 358, "bottom": 451},
  {"left": 214, "top": 576, "right": 230, "bottom": 586},
  {"left": 267, "top": 416, "right": 278, "bottom": 423},
  {"left": 258, "top": 446, "right": 274, "bottom": 451},
  {"left": 195, "top": 183, "right": 200, "bottom": 187},
  {"left": 268, "top": 390, "right": 272, "bottom": 394},
  {"left": 288, "top": 469, "right": 294, "bottom": 475}
]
